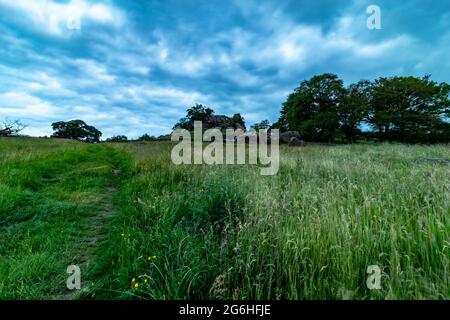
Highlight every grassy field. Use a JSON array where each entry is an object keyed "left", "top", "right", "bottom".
[{"left": 0, "top": 137, "right": 449, "bottom": 299}]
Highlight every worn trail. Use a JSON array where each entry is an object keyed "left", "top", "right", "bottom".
[{"left": 62, "top": 167, "right": 121, "bottom": 299}]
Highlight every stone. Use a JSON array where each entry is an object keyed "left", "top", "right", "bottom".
[
  {"left": 280, "top": 131, "right": 301, "bottom": 143},
  {"left": 288, "top": 137, "right": 306, "bottom": 147}
]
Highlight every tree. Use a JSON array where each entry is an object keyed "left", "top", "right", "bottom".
[
  {"left": 157, "top": 134, "right": 171, "bottom": 141},
  {"left": 0, "top": 119, "right": 26, "bottom": 136},
  {"left": 280, "top": 73, "right": 346, "bottom": 142},
  {"left": 251, "top": 120, "right": 271, "bottom": 131},
  {"left": 231, "top": 113, "right": 246, "bottom": 130},
  {"left": 368, "top": 75, "right": 450, "bottom": 143},
  {"left": 271, "top": 112, "right": 288, "bottom": 132},
  {"left": 277, "top": 73, "right": 449, "bottom": 143},
  {"left": 137, "top": 133, "right": 157, "bottom": 141},
  {"left": 173, "top": 105, "right": 246, "bottom": 131},
  {"left": 51, "top": 120, "right": 102, "bottom": 143},
  {"left": 106, "top": 135, "right": 128, "bottom": 142},
  {"left": 173, "top": 104, "right": 214, "bottom": 130},
  {"left": 339, "top": 80, "right": 373, "bottom": 143}
]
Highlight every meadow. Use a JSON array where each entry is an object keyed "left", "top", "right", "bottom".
[{"left": 0, "top": 137, "right": 449, "bottom": 299}]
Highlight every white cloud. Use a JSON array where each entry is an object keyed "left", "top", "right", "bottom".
[
  {"left": 73, "top": 59, "right": 116, "bottom": 83},
  {"left": 354, "top": 36, "right": 414, "bottom": 58},
  {"left": 26, "top": 72, "right": 76, "bottom": 97},
  {"left": 73, "top": 105, "right": 116, "bottom": 121},
  {"left": 0, "top": 0, "right": 125, "bottom": 36},
  {"left": 0, "top": 92, "right": 61, "bottom": 118},
  {"left": 112, "top": 85, "right": 207, "bottom": 108},
  {"left": 22, "top": 126, "right": 53, "bottom": 137}
]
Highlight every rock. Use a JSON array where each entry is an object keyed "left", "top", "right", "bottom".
[
  {"left": 280, "top": 131, "right": 301, "bottom": 143},
  {"left": 288, "top": 137, "right": 306, "bottom": 147}
]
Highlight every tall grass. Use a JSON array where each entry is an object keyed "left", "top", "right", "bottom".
[
  {"left": 1, "top": 138, "right": 448, "bottom": 299},
  {"left": 89, "top": 142, "right": 449, "bottom": 299}
]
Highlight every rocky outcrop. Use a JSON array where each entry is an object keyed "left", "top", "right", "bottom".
[
  {"left": 288, "top": 137, "right": 306, "bottom": 147},
  {"left": 280, "top": 131, "right": 301, "bottom": 144}
]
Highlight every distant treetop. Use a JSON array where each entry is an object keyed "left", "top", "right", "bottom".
[
  {"left": 174, "top": 104, "right": 246, "bottom": 131},
  {"left": 51, "top": 120, "right": 102, "bottom": 143}
]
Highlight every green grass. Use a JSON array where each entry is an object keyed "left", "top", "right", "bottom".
[
  {"left": 0, "top": 137, "right": 449, "bottom": 299},
  {"left": 0, "top": 137, "right": 128, "bottom": 299}
]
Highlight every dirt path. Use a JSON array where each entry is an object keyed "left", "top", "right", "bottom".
[{"left": 62, "top": 169, "right": 120, "bottom": 299}]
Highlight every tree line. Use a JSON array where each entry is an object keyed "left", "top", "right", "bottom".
[
  {"left": 273, "top": 74, "right": 450, "bottom": 143},
  {"left": 49, "top": 120, "right": 170, "bottom": 143}
]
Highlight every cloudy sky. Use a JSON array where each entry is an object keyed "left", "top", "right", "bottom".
[{"left": 0, "top": 0, "right": 449, "bottom": 138}]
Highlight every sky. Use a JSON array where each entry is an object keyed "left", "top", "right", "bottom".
[{"left": 0, "top": 0, "right": 449, "bottom": 139}]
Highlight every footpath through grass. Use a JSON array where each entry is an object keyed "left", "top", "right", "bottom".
[{"left": 0, "top": 137, "right": 128, "bottom": 299}]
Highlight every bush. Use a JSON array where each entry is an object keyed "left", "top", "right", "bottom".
[
  {"left": 137, "top": 134, "right": 157, "bottom": 141},
  {"left": 106, "top": 135, "right": 128, "bottom": 142}
]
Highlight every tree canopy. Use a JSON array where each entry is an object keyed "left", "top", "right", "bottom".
[
  {"left": 173, "top": 104, "right": 214, "bottom": 131},
  {"left": 277, "top": 74, "right": 450, "bottom": 143},
  {"left": 339, "top": 80, "right": 373, "bottom": 143},
  {"left": 106, "top": 135, "right": 128, "bottom": 142},
  {"left": 51, "top": 120, "right": 102, "bottom": 143},
  {"left": 137, "top": 133, "right": 157, "bottom": 141},
  {"left": 368, "top": 75, "right": 450, "bottom": 143},
  {"left": 281, "top": 73, "right": 346, "bottom": 143},
  {"left": 251, "top": 120, "right": 271, "bottom": 131},
  {"left": 174, "top": 104, "right": 246, "bottom": 131}
]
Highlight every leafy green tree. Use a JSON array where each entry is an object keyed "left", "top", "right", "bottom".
[
  {"left": 369, "top": 75, "right": 450, "bottom": 143},
  {"left": 173, "top": 117, "right": 190, "bottom": 130},
  {"left": 251, "top": 120, "right": 271, "bottom": 131},
  {"left": 137, "top": 133, "right": 157, "bottom": 141},
  {"left": 280, "top": 73, "right": 346, "bottom": 142},
  {"left": 231, "top": 113, "right": 246, "bottom": 130},
  {"left": 173, "top": 104, "right": 214, "bottom": 130},
  {"left": 186, "top": 104, "right": 214, "bottom": 122},
  {"left": 157, "top": 134, "right": 171, "bottom": 141},
  {"left": 173, "top": 105, "right": 246, "bottom": 131},
  {"left": 106, "top": 135, "right": 128, "bottom": 142},
  {"left": 339, "top": 80, "right": 373, "bottom": 143},
  {"left": 51, "top": 120, "right": 102, "bottom": 143}
]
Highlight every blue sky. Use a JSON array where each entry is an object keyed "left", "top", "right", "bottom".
[{"left": 0, "top": 0, "right": 449, "bottom": 138}]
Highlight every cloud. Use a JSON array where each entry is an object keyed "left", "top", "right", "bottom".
[
  {"left": 22, "top": 126, "right": 53, "bottom": 137},
  {"left": 115, "top": 85, "right": 207, "bottom": 107},
  {"left": 0, "top": 92, "right": 61, "bottom": 118},
  {"left": 0, "top": 0, "right": 125, "bottom": 36},
  {"left": 0, "top": 0, "right": 448, "bottom": 138},
  {"left": 73, "top": 59, "right": 116, "bottom": 83},
  {"left": 26, "top": 72, "right": 77, "bottom": 97}
]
